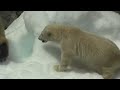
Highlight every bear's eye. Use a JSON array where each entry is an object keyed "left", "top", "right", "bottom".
[{"left": 47, "top": 32, "right": 52, "bottom": 37}]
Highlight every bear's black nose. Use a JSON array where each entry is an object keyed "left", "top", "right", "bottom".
[
  {"left": 42, "top": 40, "right": 45, "bottom": 42},
  {"left": 0, "top": 42, "right": 8, "bottom": 62}
]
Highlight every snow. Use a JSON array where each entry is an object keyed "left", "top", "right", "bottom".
[{"left": 1, "top": 11, "right": 120, "bottom": 79}]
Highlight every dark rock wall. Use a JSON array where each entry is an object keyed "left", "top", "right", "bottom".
[
  {"left": 114, "top": 11, "right": 120, "bottom": 14},
  {"left": 0, "top": 11, "right": 119, "bottom": 30},
  {"left": 0, "top": 11, "right": 23, "bottom": 29}
]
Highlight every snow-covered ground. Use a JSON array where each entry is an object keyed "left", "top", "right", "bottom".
[{"left": 1, "top": 11, "right": 120, "bottom": 79}]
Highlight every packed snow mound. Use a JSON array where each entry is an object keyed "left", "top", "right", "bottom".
[{"left": 1, "top": 11, "right": 120, "bottom": 79}]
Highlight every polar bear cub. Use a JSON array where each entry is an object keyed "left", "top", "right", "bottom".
[{"left": 38, "top": 24, "right": 120, "bottom": 79}]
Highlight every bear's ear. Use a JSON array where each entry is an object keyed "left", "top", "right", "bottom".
[{"left": 0, "top": 17, "right": 5, "bottom": 36}]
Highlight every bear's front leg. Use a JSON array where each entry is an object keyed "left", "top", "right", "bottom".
[{"left": 54, "top": 52, "right": 72, "bottom": 72}]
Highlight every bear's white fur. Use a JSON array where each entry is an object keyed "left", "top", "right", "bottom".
[{"left": 39, "top": 24, "right": 120, "bottom": 79}]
